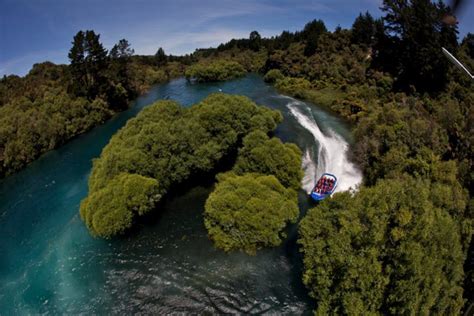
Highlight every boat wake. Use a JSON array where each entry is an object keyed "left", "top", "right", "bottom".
[{"left": 286, "top": 100, "right": 362, "bottom": 194}]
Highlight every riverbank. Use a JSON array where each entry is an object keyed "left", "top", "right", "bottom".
[{"left": 0, "top": 60, "right": 186, "bottom": 179}]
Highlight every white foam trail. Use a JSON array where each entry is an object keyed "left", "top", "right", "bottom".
[
  {"left": 286, "top": 101, "right": 362, "bottom": 194},
  {"left": 301, "top": 149, "right": 316, "bottom": 193}
]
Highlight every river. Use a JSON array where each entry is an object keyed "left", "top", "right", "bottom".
[{"left": 0, "top": 74, "right": 362, "bottom": 314}]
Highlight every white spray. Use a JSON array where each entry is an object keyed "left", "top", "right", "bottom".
[{"left": 286, "top": 101, "right": 362, "bottom": 194}]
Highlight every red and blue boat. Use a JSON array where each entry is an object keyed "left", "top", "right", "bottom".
[{"left": 310, "top": 173, "right": 337, "bottom": 201}]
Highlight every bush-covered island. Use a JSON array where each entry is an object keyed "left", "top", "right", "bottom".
[
  {"left": 203, "top": 130, "right": 303, "bottom": 254},
  {"left": 80, "top": 93, "right": 284, "bottom": 238},
  {"left": 185, "top": 60, "right": 246, "bottom": 82},
  {"left": 204, "top": 172, "right": 299, "bottom": 255}
]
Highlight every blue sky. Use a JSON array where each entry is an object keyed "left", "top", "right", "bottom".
[{"left": 0, "top": 0, "right": 473, "bottom": 76}]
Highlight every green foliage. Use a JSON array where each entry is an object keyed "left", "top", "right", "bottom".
[
  {"left": 462, "top": 33, "right": 474, "bottom": 59},
  {"left": 351, "top": 11, "right": 378, "bottom": 47},
  {"left": 378, "top": 0, "right": 458, "bottom": 92},
  {"left": 263, "top": 69, "right": 284, "bottom": 83},
  {"left": 0, "top": 64, "right": 113, "bottom": 177},
  {"left": 249, "top": 31, "right": 262, "bottom": 52},
  {"left": 299, "top": 177, "right": 465, "bottom": 315},
  {"left": 110, "top": 39, "right": 134, "bottom": 59},
  {"left": 0, "top": 33, "right": 190, "bottom": 177},
  {"left": 81, "top": 94, "right": 282, "bottom": 237},
  {"left": 302, "top": 19, "right": 327, "bottom": 56},
  {"left": 68, "top": 30, "right": 108, "bottom": 99},
  {"left": 232, "top": 131, "right": 303, "bottom": 190},
  {"left": 155, "top": 47, "right": 167, "bottom": 66},
  {"left": 127, "top": 61, "right": 169, "bottom": 94},
  {"left": 274, "top": 76, "right": 312, "bottom": 98},
  {"left": 185, "top": 60, "right": 245, "bottom": 82},
  {"left": 204, "top": 173, "right": 298, "bottom": 254},
  {"left": 303, "top": 87, "right": 347, "bottom": 109},
  {"left": 80, "top": 173, "right": 161, "bottom": 238}
]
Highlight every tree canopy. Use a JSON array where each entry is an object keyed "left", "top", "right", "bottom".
[
  {"left": 110, "top": 39, "right": 134, "bottom": 59},
  {"left": 204, "top": 172, "right": 299, "bottom": 255},
  {"left": 185, "top": 60, "right": 245, "bottom": 82},
  {"left": 299, "top": 177, "right": 465, "bottom": 315},
  {"left": 376, "top": 0, "right": 459, "bottom": 92},
  {"left": 249, "top": 31, "right": 262, "bottom": 51},
  {"left": 351, "top": 11, "right": 379, "bottom": 47},
  {"left": 232, "top": 130, "right": 303, "bottom": 191},
  {"left": 80, "top": 173, "right": 161, "bottom": 237},
  {"left": 80, "top": 93, "right": 282, "bottom": 238},
  {"left": 0, "top": 32, "right": 187, "bottom": 178},
  {"left": 68, "top": 30, "right": 108, "bottom": 99},
  {"left": 302, "top": 19, "right": 327, "bottom": 56}
]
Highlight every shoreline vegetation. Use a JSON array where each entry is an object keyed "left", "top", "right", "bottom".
[
  {"left": 185, "top": 60, "right": 245, "bottom": 82},
  {"left": 0, "top": 33, "right": 187, "bottom": 178},
  {"left": 1, "top": 0, "right": 473, "bottom": 313}
]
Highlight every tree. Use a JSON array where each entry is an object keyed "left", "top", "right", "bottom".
[
  {"left": 155, "top": 47, "right": 167, "bottom": 65},
  {"left": 379, "top": 0, "right": 459, "bottom": 92},
  {"left": 68, "top": 30, "right": 109, "bottom": 99},
  {"left": 84, "top": 30, "right": 108, "bottom": 98},
  {"left": 302, "top": 19, "right": 327, "bottom": 56},
  {"left": 184, "top": 60, "right": 245, "bottom": 82},
  {"left": 80, "top": 173, "right": 161, "bottom": 238},
  {"left": 204, "top": 172, "right": 299, "bottom": 254},
  {"left": 109, "top": 39, "right": 134, "bottom": 59},
  {"left": 263, "top": 69, "right": 284, "bottom": 83},
  {"left": 351, "top": 11, "right": 376, "bottom": 47},
  {"left": 68, "top": 31, "right": 86, "bottom": 96},
  {"left": 249, "top": 31, "right": 262, "bottom": 51},
  {"left": 461, "top": 33, "right": 474, "bottom": 59},
  {"left": 108, "top": 39, "right": 135, "bottom": 108},
  {"left": 299, "top": 177, "right": 465, "bottom": 314},
  {"left": 232, "top": 130, "right": 303, "bottom": 190}
]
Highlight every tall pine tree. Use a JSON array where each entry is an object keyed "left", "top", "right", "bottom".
[
  {"left": 68, "top": 30, "right": 109, "bottom": 99},
  {"left": 351, "top": 11, "right": 377, "bottom": 47},
  {"left": 379, "top": 0, "right": 458, "bottom": 92},
  {"left": 68, "top": 31, "right": 86, "bottom": 96}
]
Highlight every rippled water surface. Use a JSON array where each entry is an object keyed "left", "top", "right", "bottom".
[{"left": 0, "top": 74, "right": 360, "bottom": 314}]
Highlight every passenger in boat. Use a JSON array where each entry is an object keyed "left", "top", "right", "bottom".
[
  {"left": 328, "top": 179, "right": 333, "bottom": 190},
  {"left": 315, "top": 181, "right": 321, "bottom": 193}
]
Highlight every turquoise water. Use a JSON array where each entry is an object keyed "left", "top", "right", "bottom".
[{"left": 0, "top": 74, "right": 357, "bottom": 314}]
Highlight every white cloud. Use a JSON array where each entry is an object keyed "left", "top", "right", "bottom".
[{"left": 132, "top": 27, "right": 279, "bottom": 56}]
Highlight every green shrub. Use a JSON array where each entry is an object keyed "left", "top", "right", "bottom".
[
  {"left": 299, "top": 177, "right": 465, "bottom": 315},
  {"left": 80, "top": 173, "right": 161, "bottom": 237},
  {"left": 80, "top": 93, "right": 282, "bottom": 238},
  {"left": 185, "top": 60, "right": 246, "bottom": 82},
  {"left": 204, "top": 172, "right": 299, "bottom": 254},
  {"left": 263, "top": 69, "right": 284, "bottom": 83},
  {"left": 232, "top": 130, "right": 303, "bottom": 190},
  {"left": 274, "top": 76, "right": 312, "bottom": 98}
]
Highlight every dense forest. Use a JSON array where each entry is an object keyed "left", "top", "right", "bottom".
[
  {"left": 1, "top": 0, "right": 473, "bottom": 313},
  {"left": 0, "top": 33, "right": 186, "bottom": 178}
]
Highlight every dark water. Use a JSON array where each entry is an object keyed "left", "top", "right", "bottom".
[{"left": 0, "top": 74, "right": 357, "bottom": 314}]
